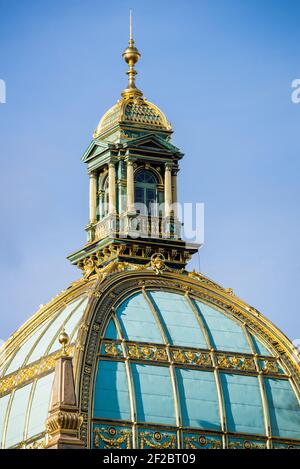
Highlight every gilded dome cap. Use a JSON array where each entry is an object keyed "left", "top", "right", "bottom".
[{"left": 93, "top": 98, "right": 172, "bottom": 138}]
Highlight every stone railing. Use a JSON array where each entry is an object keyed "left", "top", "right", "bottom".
[{"left": 89, "top": 213, "right": 182, "bottom": 242}]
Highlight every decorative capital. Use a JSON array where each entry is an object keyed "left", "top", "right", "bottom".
[
  {"left": 126, "top": 157, "right": 136, "bottom": 166},
  {"left": 46, "top": 410, "right": 83, "bottom": 437}
]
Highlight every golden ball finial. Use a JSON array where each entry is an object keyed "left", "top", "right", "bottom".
[
  {"left": 122, "top": 42, "right": 141, "bottom": 66},
  {"left": 59, "top": 329, "right": 69, "bottom": 355}
]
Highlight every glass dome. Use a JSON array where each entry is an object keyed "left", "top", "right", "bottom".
[
  {"left": 92, "top": 290, "right": 300, "bottom": 450},
  {"left": 0, "top": 291, "right": 90, "bottom": 448},
  {"left": 1, "top": 280, "right": 299, "bottom": 450}
]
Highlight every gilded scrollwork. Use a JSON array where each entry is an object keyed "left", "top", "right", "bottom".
[
  {"left": 139, "top": 430, "right": 176, "bottom": 449},
  {"left": 184, "top": 434, "right": 222, "bottom": 449},
  {"left": 93, "top": 425, "right": 132, "bottom": 449},
  {"left": 261, "top": 359, "right": 279, "bottom": 374},
  {"left": 103, "top": 342, "right": 123, "bottom": 357},
  {"left": 17, "top": 434, "right": 47, "bottom": 449},
  {"left": 171, "top": 349, "right": 212, "bottom": 367},
  {"left": 228, "top": 438, "right": 267, "bottom": 449},
  {"left": 216, "top": 354, "right": 256, "bottom": 372},
  {"left": 0, "top": 345, "right": 75, "bottom": 397},
  {"left": 100, "top": 337, "right": 287, "bottom": 378},
  {"left": 128, "top": 343, "right": 168, "bottom": 362}
]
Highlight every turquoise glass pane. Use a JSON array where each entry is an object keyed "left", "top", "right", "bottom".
[
  {"left": 94, "top": 361, "right": 131, "bottom": 421},
  {"left": 0, "top": 394, "right": 10, "bottom": 448},
  {"left": 131, "top": 364, "right": 176, "bottom": 425},
  {"left": 104, "top": 319, "right": 119, "bottom": 340},
  {"left": 27, "top": 297, "right": 83, "bottom": 364},
  {"left": 5, "top": 383, "right": 32, "bottom": 448},
  {"left": 221, "top": 373, "right": 265, "bottom": 435},
  {"left": 265, "top": 378, "right": 300, "bottom": 439},
  {"left": 47, "top": 297, "right": 89, "bottom": 355},
  {"left": 4, "top": 317, "right": 53, "bottom": 376},
  {"left": 250, "top": 334, "right": 272, "bottom": 356},
  {"left": 176, "top": 369, "right": 221, "bottom": 430},
  {"left": 27, "top": 373, "right": 54, "bottom": 439},
  {"left": 195, "top": 301, "right": 250, "bottom": 353},
  {"left": 116, "top": 293, "right": 163, "bottom": 343},
  {"left": 149, "top": 292, "right": 207, "bottom": 349}
]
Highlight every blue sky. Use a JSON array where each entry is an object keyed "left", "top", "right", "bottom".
[{"left": 0, "top": 0, "right": 299, "bottom": 342}]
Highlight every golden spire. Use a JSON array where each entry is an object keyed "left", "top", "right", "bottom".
[{"left": 121, "top": 10, "right": 143, "bottom": 99}]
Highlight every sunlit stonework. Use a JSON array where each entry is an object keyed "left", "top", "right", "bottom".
[{"left": 0, "top": 18, "right": 300, "bottom": 450}]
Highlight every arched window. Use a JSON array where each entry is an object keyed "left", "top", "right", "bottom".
[{"left": 135, "top": 170, "right": 158, "bottom": 215}]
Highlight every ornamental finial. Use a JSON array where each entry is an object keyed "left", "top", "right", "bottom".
[
  {"left": 121, "top": 10, "right": 143, "bottom": 99},
  {"left": 59, "top": 328, "right": 69, "bottom": 356}
]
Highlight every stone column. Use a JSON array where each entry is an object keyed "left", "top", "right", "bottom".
[
  {"left": 98, "top": 190, "right": 104, "bottom": 220},
  {"left": 89, "top": 172, "right": 97, "bottom": 224},
  {"left": 172, "top": 172, "right": 178, "bottom": 218},
  {"left": 126, "top": 160, "right": 135, "bottom": 214},
  {"left": 108, "top": 162, "right": 116, "bottom": 214},
  {"left": 164, "top": 164, "right": 173, "bottom": 218}
]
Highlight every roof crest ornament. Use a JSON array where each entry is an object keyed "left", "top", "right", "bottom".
[{"left": 121, "top": 10, "right": 143, "bottom": 100}]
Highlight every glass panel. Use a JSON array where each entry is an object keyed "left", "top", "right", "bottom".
[
  {"left": 265, "top": 378, "right": 300, "bottom": 439},
  {"left": 94, "top": 361, "right": 131, "bottom": 421},
  {"left": 0, "top": 394, "right": 10, "bottom": 448},
  {"left": 5, "top": 383, "right": 32, "bottom": 448},
  {"left": 195, "top": 301, "right": 251, "bottom": 354},
  {"left": 250, "top": 334, "right": 272, "bottom": 356},
  {"left": 27, "top": 373, "right": 54, "bottom": 439},
  {"left": 149, "top": 292, "right": 207, "bottom": 349},
  {"left": 4, "top": 317, "right": 53, "bottom": 376},
  {"left": 116, "top": 293, "right": 163, "bottom": 343},
  {"left": 104, "top": 319, "right": 119, "bottom": 340},
  {"left": 131, "top": 364, "right": 176, "bottom": 425},
  {"left": 47, "top": 297, "right": 88, "bottom": 354},
  {"left": 27, "top": 297, "right": 83, "bottom": 364},
  {"left": 220, "top": 373, "right": 265, "bottom": 435},
  {"left": 135, "top": 187, "right": 144, "bottom": 204},
  {"left": 66, "top": 297, "right": 89, "bottom": 339},
  {"left": 176, "top": 369, "right": 221, "bottom": 430}
]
